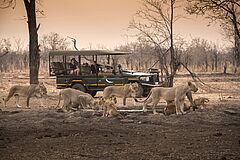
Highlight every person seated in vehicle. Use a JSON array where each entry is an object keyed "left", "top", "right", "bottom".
[
  {"left": 117, "top": 64, "right": 123, "bottom": 74},
  {"left": 81, "top": 62, "right": 91, "bottom": 75},
  {"left": 91, "top": 61, "right": 103, "bottom": 74},
  {"left": 90, "top": 61, "right": 98, "bottom": 74},
  {"left": 83, "top": 62, "right": 89, "bottom": 66},
  {"left": 103, "top": 65, "right": 113, "bottom": 73},
  {"left": 69, "top": 58, "right": 79, "bottom": 75}
]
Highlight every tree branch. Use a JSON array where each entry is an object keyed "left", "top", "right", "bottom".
[
  {"left": 67, "top": 36, "right": 92, "bottom": 62},
  {"left": 0, "top": 47, "right": 9, "bottom": 58},
  {"left": 36, "top": 23, "right": 40, "bottom": 31}
]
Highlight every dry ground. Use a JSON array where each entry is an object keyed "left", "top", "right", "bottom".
[{"left": 0, "top": 73, "right": 240, "bottom": 160}]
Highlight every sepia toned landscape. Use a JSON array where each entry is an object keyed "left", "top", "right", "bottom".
[
  {"left": 1, "top": 0, "right": 240, "bottom": 160},
  {"left": 0, "top": 73, "right": 240, "bottom": 160}
]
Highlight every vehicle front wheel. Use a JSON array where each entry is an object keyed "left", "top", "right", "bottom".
[{"left": 72, "top": 83, "right": 86, "bottom": 93}]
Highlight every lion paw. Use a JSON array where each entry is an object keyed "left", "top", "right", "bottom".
[
  {"left": 181, "top": 111, "right": 187, "bottom": 115},
  {"left": 176, "top": 112, "right": 181, "bottom": 115}
]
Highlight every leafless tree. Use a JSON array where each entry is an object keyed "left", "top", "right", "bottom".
[
  {"left": 41, "top": 32, "right": 70, "bottom": 51},
  {"left": 186, "top": 0, "right": 240, "bottom": 69},
  {"left": 0, "top": 48, "right": 9, "bottom": 59},
  {"left": 39, "top": 32, "right": 71, "bottom": 74},
  {"left": 129, "top": 0, "right": 180, "bottom": 86},
  {"left": 0, "top": 39, "right": 11, "bottom": 58},
  {"left": 13, "top": 38, "right": 24, "bottom": 53},
  {"left": 1, "top": 0, "right": 42, "bottom": 84},
  {"left": 185, "top": 38, "right": 214, "bottom": 72}
]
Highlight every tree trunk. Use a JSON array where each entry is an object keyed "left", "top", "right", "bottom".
[
  {"left": 169, "top": 0, "right": 175, "bottom": 87},
  {"left": 214, "top": 56, "right": 218, "bottom": 72},
  {"left": 231, "top": 4, "right": 240, "bottom": 68},
  {"left": 235, "top": 36, "right": 240, "bottom": 68},
  {"left": 223, "top": 62, "right": 227, "bottom": 74},
  {"left": 24, "top": 0, "right": 40, "bottom": 84},
  {"left": 205, "top": 54, "right": 208, "bottom": 72},
  {"left": 158, "top": 54, "right": 164, "bottom": 82}
]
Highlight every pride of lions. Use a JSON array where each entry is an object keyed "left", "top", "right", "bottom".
[{"left": 1, "top": 81, "right": 210, "bottom": 117}]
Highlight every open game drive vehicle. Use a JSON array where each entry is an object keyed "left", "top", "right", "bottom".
[{"left": 49, "top": 50, "right": 163, "bottom": 97}]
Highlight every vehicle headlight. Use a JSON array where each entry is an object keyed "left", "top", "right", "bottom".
[{"left": 140, "top": 76, "right": 150, "bottom": 82}]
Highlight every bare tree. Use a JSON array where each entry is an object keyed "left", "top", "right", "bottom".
[
  {"left": 129, "top": 0, "right": 180, "bottom": 86},
  {"left": 41, "top": 32, "right": 70, "bottom": 51},
  {"left": 0, "top": 48, "right": 9, "bottom": 59},
  {"left": 186, "top": 0, "right": 240, "bottom": 68},
  {"left": 0, "top": 39, "right": 11, "bottom": 58},
  {"left": 1, "top": 0, "right": 41, "bottom": 84},
  {"left": 14, "top": 38, "right": 24, "bottom": 53}
]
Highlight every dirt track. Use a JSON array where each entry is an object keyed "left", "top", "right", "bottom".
[{"left": 0, "top": 74, "right": 240, "bottom": 160}]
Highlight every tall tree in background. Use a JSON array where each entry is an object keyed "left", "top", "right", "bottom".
[
  {"left": 186, "top": 0, "right": 240, "bottom": 70},
  {"left": 129, "top": 0, "right": 178, "bottom": 86},
  {"left": 1, "top": 0, "right": 40, "bottom": 84}
]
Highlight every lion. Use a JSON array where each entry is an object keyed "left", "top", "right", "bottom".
[
  {"left": 193, "top": 97, "right": 209, "bottom": 109},
  {"left": 56, "top": 88, "right": 96, "bottom": 111},
  {"left": 103, "top": 82, "right": 140, "bottom": 106},
  {"left": 101, "top": 97, "right": 123, "bottom": 118},
  {"left": 135, "top": 81, "right": 198, "bottom": 115},
  {"left": 97, "top": 96, "right": 117, "bottom": 106},
  {"left": 164, "top": 97, "right": 209, "bottom": 115},
  {"left": 3, "top": 82, "right": 47, "bottom": 108},
  {"left": 164, "top": 101, "right": 191, "bottom": 115}
]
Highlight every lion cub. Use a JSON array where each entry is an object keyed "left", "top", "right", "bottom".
[
  {"left": 100, "top": 97, "right": 123, "bottom": 118},
  {"left": 164, "top": 101, "right": 191, "bottom": 115},
  {"left": 193, "top": 97, "right": 209, "bottom": 109},
  {"left": 164, "top": 97, "right": 210, "bottom": 115}
]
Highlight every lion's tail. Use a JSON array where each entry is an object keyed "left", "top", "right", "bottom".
[{"left": 134, "top": 91, "right": 152, "bottom": 103}]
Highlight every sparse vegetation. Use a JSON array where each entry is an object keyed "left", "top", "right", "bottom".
[{"left": 0, "top": 0, "right": 240, "bottom": 159}]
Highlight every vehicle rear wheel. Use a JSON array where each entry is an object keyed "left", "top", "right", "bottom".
[
  {"left": 88, "top": 90, "right": 97, "bottom": 97},
  {"left": 72, "top": 83, "right": 86, "bottom": 93},
  {"left": 141, "top": 85, "right": 150, "bottom": 97},
  {"left": 136, "top": 83, "right": 144, "bottom": 98}
]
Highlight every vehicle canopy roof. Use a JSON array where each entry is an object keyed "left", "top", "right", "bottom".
[{"left": 49, "top": 50, "right": 131, "bottom": 56}]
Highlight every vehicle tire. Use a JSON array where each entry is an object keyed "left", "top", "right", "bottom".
[
  {"left": 136, "top": 84, "right": 144, "bottom": 98},
  {"left": 142, "top": 85, "right": 150, "bottom": 97},
  {"left": 88, "top": 90, "right": 97, "bottom": 97},
  {"left": 72, "top": 83, "right": 86, "bottom": 93}
]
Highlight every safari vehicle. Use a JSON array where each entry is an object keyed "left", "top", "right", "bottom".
[{"left": 49, "top": 50, "right": 162, "bottom": 96}]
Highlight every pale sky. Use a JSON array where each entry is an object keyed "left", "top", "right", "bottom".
[{"left": 0, "top": 0, "right": 230, "bottom": 50}]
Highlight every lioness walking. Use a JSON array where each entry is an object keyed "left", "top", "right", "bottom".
[
  {"left": 3, "top": 82, "right": 47, "bottom": 108},
  {"left": 135, "top": 81, "right": 198, "bottom": 115},
  {"left": 103, "top": 82, "right": 140, "bottom": 106}
]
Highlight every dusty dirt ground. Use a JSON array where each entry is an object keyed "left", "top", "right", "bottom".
[{"left": 0, "top": 73, "right": 240, "bottom": 160}]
